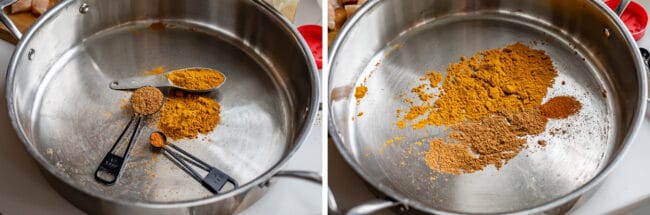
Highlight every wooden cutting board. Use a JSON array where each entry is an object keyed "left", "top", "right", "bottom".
[{"left": 0, "top": 0, "right": 57, "bottom": 44}]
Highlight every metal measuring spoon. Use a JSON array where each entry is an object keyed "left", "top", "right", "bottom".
[
  {"left": 149, "top": 131, "right": 238, "bottom": 194},
  {"left": 109, "top": 67, "right": 226, "bottom": 93},
  {"left": 95, "top": 87, "right": 164, "bottom": 185}
]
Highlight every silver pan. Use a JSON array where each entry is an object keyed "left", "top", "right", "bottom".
[
  {"left": 2, "top": 0, "right": 319, "bottom": 214},
  {"left": 328, "top": 0, "right": 647, "bottom": 214}
]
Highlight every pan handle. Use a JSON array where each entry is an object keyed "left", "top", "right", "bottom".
[
  {"left": 273, "top": 170, "right": 322, "bottom": 183},
  {"left": 346, "top": 199, "right": 402, "bottom": 215},
  {"left": 328, "top": 188, "right": 403, "bottom": 215},
  {"left": 0, "top": 0, "right": 22, "bottom": 39}
]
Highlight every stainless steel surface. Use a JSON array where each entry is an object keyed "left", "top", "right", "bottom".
[
  {"left": 0, "top": 0, "right": 20, "bottom": 39},
  {"left": 347, "top": 199, "right": 402, "bottom": 215},
  {"left": 274, "top": 170, "right": 323, "bottom": 184},
  {"left": 4, "top": 0, "right": 318, "bottom": 214},
  {"left": 108, "top": 67, "right": 226, "bottom": 93},
  {"left": 329, "top": 0, "right": 646, "bottom": 214}
]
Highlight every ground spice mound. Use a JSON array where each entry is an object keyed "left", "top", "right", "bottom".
[
  {"left": 131, "top": 86, "right": 163, "bottom": 115},
  {"left": 424, "top": 109, "right": 547, "bottom": 174},
  {"left": 355, "top": 85, "right": 368, "bottom": 103},
  {"left": 398, "top": 43, "right": 558, "bottom": 129},
  {"left": 540, "top": 96, "right": 581, "bottom": 119},
  {"left": 158, "top": 93, "right": 221, "bottom": 140},
  {"left": 167, "top": 68, "right": 225, "bottom": 90}
]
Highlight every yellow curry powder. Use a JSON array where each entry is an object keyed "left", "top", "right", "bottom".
[
  {"left": 167, "top": 68, "right": 225, "bottom": 90},
  {"left": 398, "top": 43, "right": 558, "bottom": 129},
  {"left": 158, "top": 92, "right": 221, "bottom": 140},
  {"left": 354, "top": 85, "right": 368, "bottom": 103},
  {"left": 143, "top": 66, "right": 164, "bottom": 76}
]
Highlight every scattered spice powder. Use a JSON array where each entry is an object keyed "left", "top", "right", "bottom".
[
  {"left": 424, "top": 109, "right": 548, "bottom": 174},
  {"left": 167, "top": 68, "right": 225, "bottom": 90},
  {"left": 150, "top": 132, "right": 166, "bottom": 148},
  {"left": 539, "top": 96, "right": 581, "bottom": 119},
  {"left": 131, "top": 86, "right": 163, "bottom": 115},
  {"left": 355, "top": 85, "right": 368, "bottom": 103},
  {"left": 538, "top": 140, "right": 547, "bottom": 146},
  {"left": 143, "top": 66, "right": 164, "bottom": 76},
  {"left": 398, "top": 43, "right": 558, "bottom": 129},
  {"left": 158, "top": 92, "right": 221, "bottom": 140}
]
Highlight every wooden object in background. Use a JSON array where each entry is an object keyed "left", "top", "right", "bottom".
[{"left": 0, "top": 0, "right": 57, "bottom": 44}]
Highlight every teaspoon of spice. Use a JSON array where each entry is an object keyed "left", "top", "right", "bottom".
[{"left": 110, "top": 67, "right": 226, "bottom": 93}]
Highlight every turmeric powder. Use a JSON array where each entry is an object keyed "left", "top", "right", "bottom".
[
  {"left": 167, "top": 68, "right": 225, "bottom": 90},
  {"left": 354, "top": 85, "right": 368, "bottom": 103},
  {"left": 399, "top": 42, "right": 558, "bottom": 129},
  {"left": 143, "top": 66, "right": 164, "bottom": 76},
  {"left": 158, "top": 93, "right": 221, "bottom": 140}
]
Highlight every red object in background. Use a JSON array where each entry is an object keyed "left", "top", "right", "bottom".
[
  {"left": 606, "top": 0, "right": 648, "bottom": 41},
  {"left": 298, "top": 25, "right": 323, "bottom": 69}
]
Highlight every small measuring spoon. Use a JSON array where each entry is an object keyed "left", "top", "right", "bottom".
[
  {"left": 109, "top": 67, "right": 226, "bottom": 93},
  {"left": 95, "top": 87, "right": 164, "bottom": 185},
  {"left": 149, "top": 131, "right": 238, "bottom": 194}
]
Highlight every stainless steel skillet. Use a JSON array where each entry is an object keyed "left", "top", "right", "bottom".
[
  {"left": 2, "top": 0, "right": 320, "bottom": 214},
  {"left": 328, "top": 0, "right": 647, "bottom": 214}
]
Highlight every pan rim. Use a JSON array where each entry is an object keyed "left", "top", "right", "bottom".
[
  {"left": 6, "top": 0, "right": 320, "bottom": 210},
  {"left": 327, "top": 0, "right": 647, "bottom": 214}
]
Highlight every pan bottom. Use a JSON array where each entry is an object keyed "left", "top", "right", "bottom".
[
  {"left": 346, "top": 13, "right": 616, "bottom": 213},
  {"left": 28, "top": 20, "right": 293, "bottom": 203}
]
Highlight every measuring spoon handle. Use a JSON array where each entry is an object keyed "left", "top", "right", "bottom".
[{"left": 95, "top": 116, "right": 143, "bottom": 185}]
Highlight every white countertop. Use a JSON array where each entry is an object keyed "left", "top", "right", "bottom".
[{"left": 0, "top": 0, "right": 323, "bottom": 214}]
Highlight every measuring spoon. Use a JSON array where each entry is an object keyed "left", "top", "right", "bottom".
[{"left": 109, "top": 67, "right": 226, "bottom": 93}]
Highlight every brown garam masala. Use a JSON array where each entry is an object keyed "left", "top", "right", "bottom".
[
  {"left": 425, "top": 109, "right": 548, "bottom": 174},
  {"left": 131, "top": 86, "right": 163, "bottom": 115}
]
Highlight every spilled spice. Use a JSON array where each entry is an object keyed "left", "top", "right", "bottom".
[
  {"left": 158, "top": 92, "right": 221, "bottom": 140},
  {"left": 131, "top": 86, "right": 163, "bottom": 115},
  {"left": 143, "top": 66, "right": 164, "bottom": 76},
  {"left": 355, "top": 85, "right": 368, "bottom": 103},
  {"left": 424, "top": 109, "right": 547, "bottom": 174},
  {"left": 398, "top": 43, "right": 558, "bottom": 129},
  {"left": 539, "top": 96, "right": 581, "bottom": 119},
  {"left": 167, "top": 68, "right": 225, "bottom": 90}
]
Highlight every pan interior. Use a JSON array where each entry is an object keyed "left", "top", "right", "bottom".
[
  {"left": 338, "top": 14, "right": 617, "bottom": 213},
  {"left": 28, "top": 20, "right": 293, "bottom": 203}
]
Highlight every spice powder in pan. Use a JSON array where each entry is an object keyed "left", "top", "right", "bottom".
[
  {"left": 424, "top": 109, "right": 548, "bottom": 174},
  {"left": 539, "top": 96, "right": 581, "bottom": 119},
  {"left": 398, "top": 42, "right": 558, "bottom": 129},
  {"left": 158, "top": 91, "right": 221, "bottom": 140}
]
